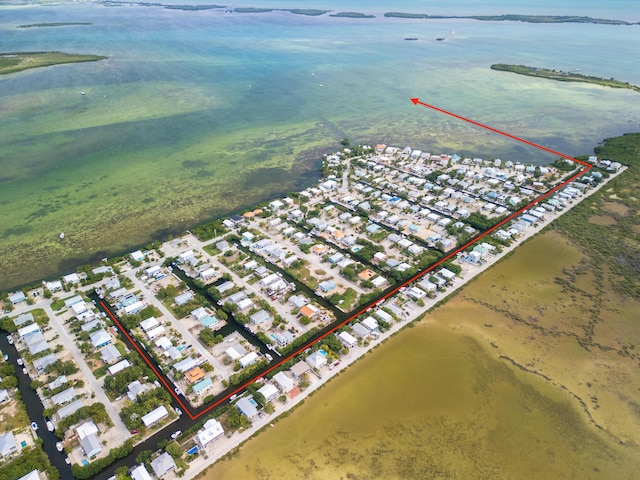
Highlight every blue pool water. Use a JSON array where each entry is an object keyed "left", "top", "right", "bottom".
[{"left": 319, "top": 349, "right": 328, "bottom": 356}]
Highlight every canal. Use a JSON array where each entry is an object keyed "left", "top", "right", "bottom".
[{"left": 0, "top": 331, "right": 74, "bottom": 479}]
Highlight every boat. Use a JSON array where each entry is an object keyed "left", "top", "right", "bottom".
[
  {"left": 56, "top": 442, "right": 64, "bottom": 452},
  {"left": 404, "top": 37, "right": 418, "bottom": 41}
]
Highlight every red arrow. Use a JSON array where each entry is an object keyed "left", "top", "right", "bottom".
[{"left": 410, "top": 97, "right": 589, "bottom": 166}]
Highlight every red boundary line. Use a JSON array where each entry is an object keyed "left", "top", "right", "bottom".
[{"left": 106, "top": 99, "right": 593, "bottom": 422}]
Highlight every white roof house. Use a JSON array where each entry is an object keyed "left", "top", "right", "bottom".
[
  {"left": 196, "top": 419, "right": 225, "bottom": 448},
  {"left": 145, "top": 265, "right": 161, "bottom": 277},
  {"left": 18, "top": 323, "right": 40, "bottom": 338},
  {"left": 361, "top": 316, "right": 379, "bottom": 332},
  {"left": 236, "top": 396, "right": 259, "bottom": 419},
  {"left": 64, "top": 294, "right": 84, "bottom": 308},
  {"left": 191, "top": 307, "right": 207, "bottom": 320},
  {"left": 305, "top": 350, "right": 327, "bottom": 369},
  {"left": 63, "top": 273, "right": 80, "bottom": 284},
  {"left": 174, "top": 291, "right": 194, "bottom": 306},
  {"left": 123, "top": 300, "right": 145, "bottom": 315},
  {"left": 151, "top": 451, "right": 176, "bottom": 478},
  {"left": 127, "top": 381, "right": 149, "bottom": 402},
  {"left": 108, "top": 360, "right": 131, "bottom": 375},
  {"left": 8, "top": 292, "right": 26, "bottom": 305},
  {"left": 250, "top": 310, "right": 271, "bottom": 326},
  {"left": 101, "top": 345, "right": 122, "bottom": 364},
  {"left": 142, "top": 405, "right": 169, "bottom": 428},
  {"left": 57, "top": 399, "right": 84, "bottom": 420},
  {"left": 338, "top": 331, "right": 357, "bottom": 348},
  {"left": 71, "top": 301, "right": 88, "bottom": 316},
  {"left": 225, "top": 344, "right": 247, "bottom": 361},
  {"left": 272, "top": 371, "right": 295, "bottom": 392},
  {"left": 90, "top": 329, "right": 111, "bottom": 348},
  {"left": 439, "top": 268, "right": 457, "bottom": 280},
  {"left": 0, "top": 432, "right": 18, "bottom": 458},
  {"left": 140, "top": 317, "right": 159, "bottom": 332},
  {"left": 257, "top": 383, "right": 279, "bottom": 402},
  {"left": 199, "top": 267, "right": 217, "bottom": 280},
  {"left": 145, "top": 325, "right": 165, "bottom": 340},
  {"left": 13, "top": 312, "right": 34, "bottom": 327},
  {"left": 352, "top": 323, "right": 370, "bottom": 338},
  {"left": 130, "top": 465, "right": 153, "bottom": 480},
  {"left": 33, "top": 354, "right": 58, "bottom": 375},
  {"left": 173, "top": 357, "right": 198, "bottom": 373},
  {"left": 51, "top": 387, "right": 76, "bottom": 405},
  {"left": 17, "top": 470, "right": 40, "bottom": 480},
  {"left": 259, "top": 273, "right": 279, "bottom": 287},
  {"left": 374, "top": 310, "right": 393, "bottom": 323},
  {"left": 76, "top": 421, "right": 99, "bottom": 440},
  {"left": 155, "top": 337, "right": 172, "bottom": 351},
  {"left": 408, "top": 287, "right": 426, "bottom": 300},
  {"left": 80, "top": 433, "right": 102, "bottom": 458},
  {"left": 25, "top": 332, "right": 49, "bottom": 356},
  {"left": 239, "top": 352, "right": 259, "bottom": 368},
  {"left": 236, "top": 298, "right": 254, "bottom": 311}
]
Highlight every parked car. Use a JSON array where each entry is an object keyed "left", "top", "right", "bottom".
[{"left": 130, "top": 429, "right": 139, "bottom": 435}]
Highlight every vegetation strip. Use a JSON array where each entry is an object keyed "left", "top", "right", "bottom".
[
  {"left": 383, "top": 12, "right": 637, "bottom": 25},
  {"left": 16, "top": 22, "right": 92, "bottom": 28},
  {"left": 491, "top": 64, "right": 640, "bottom": 92},
  {"left": 0, "top": 52, "right": 107, "bottom": 75}
]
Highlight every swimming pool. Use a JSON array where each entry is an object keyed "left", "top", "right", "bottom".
[{"left": 319, "top": 349, "right": 327, "bottom": 357}]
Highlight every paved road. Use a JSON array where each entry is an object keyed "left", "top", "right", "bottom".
[
  {"left": 43, "top": 305, "right": 131, "bottom": 441},
  {"left": 124, "top": 272, "right": 229, "bottom": 377}
]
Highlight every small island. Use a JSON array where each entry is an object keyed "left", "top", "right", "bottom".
[
  {"left": 329, "top": 12, "right": 376, "bottom": 19},
  {"left": 164, "top": 4, "right": 225, "bottom": 10},
  {"left": 233, "top": 7, "right": 273, "bottom": 13},
  {"left": 384, "top": 12, "right": 637, "bottom": 25},
  {"left": 17, "top": 22, "right": 93, "bottom": 28},
  {"left": 0, "top": 52, "right": 107, "bottom": 75},
  {"left": 490, "top": 64, "right": 640, "bottom": 92},
  {"left": 288, "top": 9, "right": 330, "bottom": 16}
]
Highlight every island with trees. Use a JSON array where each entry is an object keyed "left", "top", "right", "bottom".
[
  {"left": 490, "top": 64, "right": 640, "bottom": 92},
  {"left": 0, "top": 51, "right": 107, "bottom": 75},
  {"left": 16, "top": 22, "right": 92, "bottom": 28},
  {"left": 383, "top": 12, "right": 637, "bottom": 25},
  {"left": 329, "top": 12, "right": 376, "bottom": 19}
]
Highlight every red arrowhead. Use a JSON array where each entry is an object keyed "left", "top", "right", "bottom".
[{"left": 410, "top": 97, "right": 420, "bottom": 105}]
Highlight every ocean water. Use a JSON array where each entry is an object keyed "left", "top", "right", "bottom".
[{"left": 1, "top": 0, "right": 640, "bottom": 288}]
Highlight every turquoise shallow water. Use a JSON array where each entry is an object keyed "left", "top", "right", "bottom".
[{"left": 1, "top": 1, "right": 639, "bottom": 289}]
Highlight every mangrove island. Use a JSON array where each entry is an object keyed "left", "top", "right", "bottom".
[
  {"left": 0, "top": 52, "right": 107, "bottom": 75},
  {"left": 491, "top": 64, "right": 640, "bottom": 92}
]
